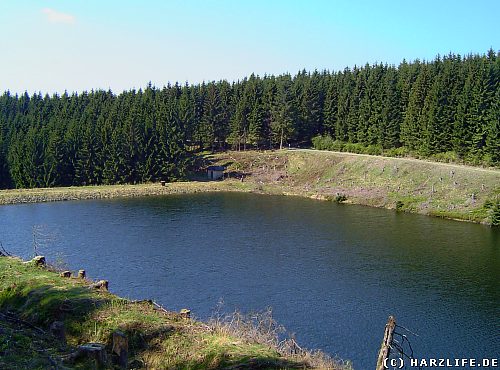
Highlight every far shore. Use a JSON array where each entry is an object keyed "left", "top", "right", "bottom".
[
  {"left": 0, "top": 180, "right": 251, "bottom": 206},
  {"left": 1, "top": 149, "right": 499, "bottom": 225}
]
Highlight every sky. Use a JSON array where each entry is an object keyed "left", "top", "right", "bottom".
[{"left": 0, "top": 0, "right": 498, "bottom": 95}]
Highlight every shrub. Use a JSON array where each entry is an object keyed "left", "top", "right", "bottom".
[
  {"left": 343, "top": 142, "right": 364, "bottom": 154},
  {"left": 330, "top": 140, "right": 345, "bottom": 151},
  {"left": 364, "top": 144, "right": 383, "bottom": 156},
  {"left": 334, "top": 193, "right": 348, "bottom": 203},
  {"left": 395, "top": 200, "right": 404, "bottom": 211},
  {"left": 312, "top": 135, "right": 349, "bottom": 153},
  {"left": 209, "top": 306, "right": 351, "bottom": 369},
  {"left": 385, "top": 147, "right": 409, "bottom": 158},
  {"left": 431, "top": 151, "right": 460, "bottom": 163},
  {"left": 312, "top": 135, "right": 335, "bottom": 151},
  {"left": 490, "top": 201, "right": 500, "bottom": 226}
]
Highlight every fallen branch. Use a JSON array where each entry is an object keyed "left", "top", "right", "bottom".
[
  {"left": 0, "top": 242, "right": 11, "bottom": 257},
  {"left": 152, "top": 300, "right": 170, "bottom": 315},
  {"left": 0, "top": 311, "right": 45, "bottom": 334}
]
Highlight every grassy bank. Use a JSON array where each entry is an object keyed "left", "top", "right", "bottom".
[
  {"left": 0, "top": 256, "right": 349, "bottom": 369},
  {"left": 0, "top": 181, "right": 252, "bottom": 205},
  {"left": 1, "top": 149, "right": 499, "bottom": 224}
]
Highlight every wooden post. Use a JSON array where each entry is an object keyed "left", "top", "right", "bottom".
[{"left": 376, "top": 316, "right": 396, "bottom": 370}]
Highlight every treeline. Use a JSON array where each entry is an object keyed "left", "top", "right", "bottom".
[{"left": 0, "top": 49, "right": 499, "bottom": 189}]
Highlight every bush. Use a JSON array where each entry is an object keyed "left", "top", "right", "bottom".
[
  {"left": 431, "top": 151, "right": 460, "bottom": 163},
  {"left": 334, "top": 193, "right": 348, "bottom": 203},
  {"left": 364, "top": 144, "right": 383, "bottom": 156},
  {"left": 490, "top": 201, "right": 500, "bottom": 226},
  {"left": 343, "top": 142, "right": 364, "bottom": 154},
  {"left": 385, "top": 147, "right": 409, "bottom": 158},
  {"left": 396, "top": 200, "right": 404, "bottom": 211},
  {"left": 330, "top": 140, "right": 345, "bottom": 151},
  {"left": 312, "top": 135, "right": 335, "bottom": 150},
  {"left": 312, "top": 135, "right": 348, "bottom": 152}
]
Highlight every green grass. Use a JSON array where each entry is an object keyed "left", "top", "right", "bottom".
[{"left": 0, "top": 257, "right": 347, "bottom": 369}]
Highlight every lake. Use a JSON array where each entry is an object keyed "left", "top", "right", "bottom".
[{"left": 0, "top": 192, "right": 498, "bottom": 369}]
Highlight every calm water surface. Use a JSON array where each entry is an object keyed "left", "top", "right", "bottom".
[{"left": 0, "top": 193, "right": 499, "bottom": 369}]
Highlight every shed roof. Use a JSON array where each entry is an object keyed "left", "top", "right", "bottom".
[{"left": 207, "top": 166, "right": 225, "bottom": 171}]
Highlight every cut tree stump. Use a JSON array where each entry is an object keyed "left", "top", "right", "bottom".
[
  {"left": 60, "top": 271, "right": 71, "bottom": 278},
  {"left": 78, "top": 269, "right": 86, "bottom": 279},
  {"left": 49, "top": 321, "right": 66, "bottom": 344},
  {"left": 112, "top": 330, "right": 129, "bottom": 369},
  {"left": 26, "top": 255, "right": 45, "bottom": 266},
  {"left": 78, "top": 343, "right": 107, "bottom": 367},
  {"left": 64, "top": 343, "right": 107, "bottom": 367},
  {"left": 179, "top": 308, "right": 191, "bottom": 319},
  {"left": 89, "top": 280, "right": 109, "bottom": 291}
]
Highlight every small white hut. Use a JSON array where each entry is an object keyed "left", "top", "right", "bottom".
[{"left": 207, "top": 166, "right": 225, "bottom": 180}]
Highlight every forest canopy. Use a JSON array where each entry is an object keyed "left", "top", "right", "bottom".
[{"left": 0, "top": 49, "right": 498, "bottom": 189}]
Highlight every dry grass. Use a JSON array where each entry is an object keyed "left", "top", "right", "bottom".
[{"left": 209, "top": 306, "right": 352, "bottom": 370}]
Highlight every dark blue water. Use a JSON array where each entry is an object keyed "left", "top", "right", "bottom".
[{"left": 0, "top": 193, "right": 499, "bottom": 369}]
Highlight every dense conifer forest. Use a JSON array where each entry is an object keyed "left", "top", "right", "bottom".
[{"left": 0, "top": 50, "right": 498, "bottom": 189}]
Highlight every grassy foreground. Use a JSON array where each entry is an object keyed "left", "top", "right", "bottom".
[
  {"left": 0, "top": 256, "right": 349, "bottom": 369},
  {"left": 1, "top": 149, "right": 499, "bottom": 224}
]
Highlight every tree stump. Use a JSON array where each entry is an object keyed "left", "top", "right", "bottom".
[
  {"left": 89, "top": 280, "right": 109, "bottom": 291},
  {"left": 28, "top": 255, "right": 46, "bottom": 267},
  {"left": 79, "top": 343, "right": 107, "bottom": 367},
  {"left": 60, "top": 271, "right": 71, "bottom": 278},
  {"left": 179, "top": 308, "right": 191, "bottom": 319},
  {"left": 50, "top": 321, "right": 66, "bottom": 344},
  {"left": 112, "top": 330, "right": 129, "bottom": 369},
  {"left": 78, "top": 270, "right": 86, "bottom": 279},
  {"left": 160, "top": 180, "right": 166, "bottom": 186}
]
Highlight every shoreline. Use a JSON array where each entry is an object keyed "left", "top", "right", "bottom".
[
  {"left": 1, "top": 150, "right": 499, "bottom": 225},
  {"left": 0, "top": 255, "right": 348, "bottom": 369},
  {"left": 0, "top": 181, "right": 252, "bottom": 205}
]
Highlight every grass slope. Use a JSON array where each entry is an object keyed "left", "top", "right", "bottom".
[{"left": 0, "top": 256, "right": 348, "bottom": 369}]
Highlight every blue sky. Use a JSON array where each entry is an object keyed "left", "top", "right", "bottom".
[{"left": 0, "top": 0, "right": 498, "bottom": 94}]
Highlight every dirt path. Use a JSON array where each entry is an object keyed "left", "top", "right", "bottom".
[{"left": 296, "top": 149, "right": 500, "bottom": 175}]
